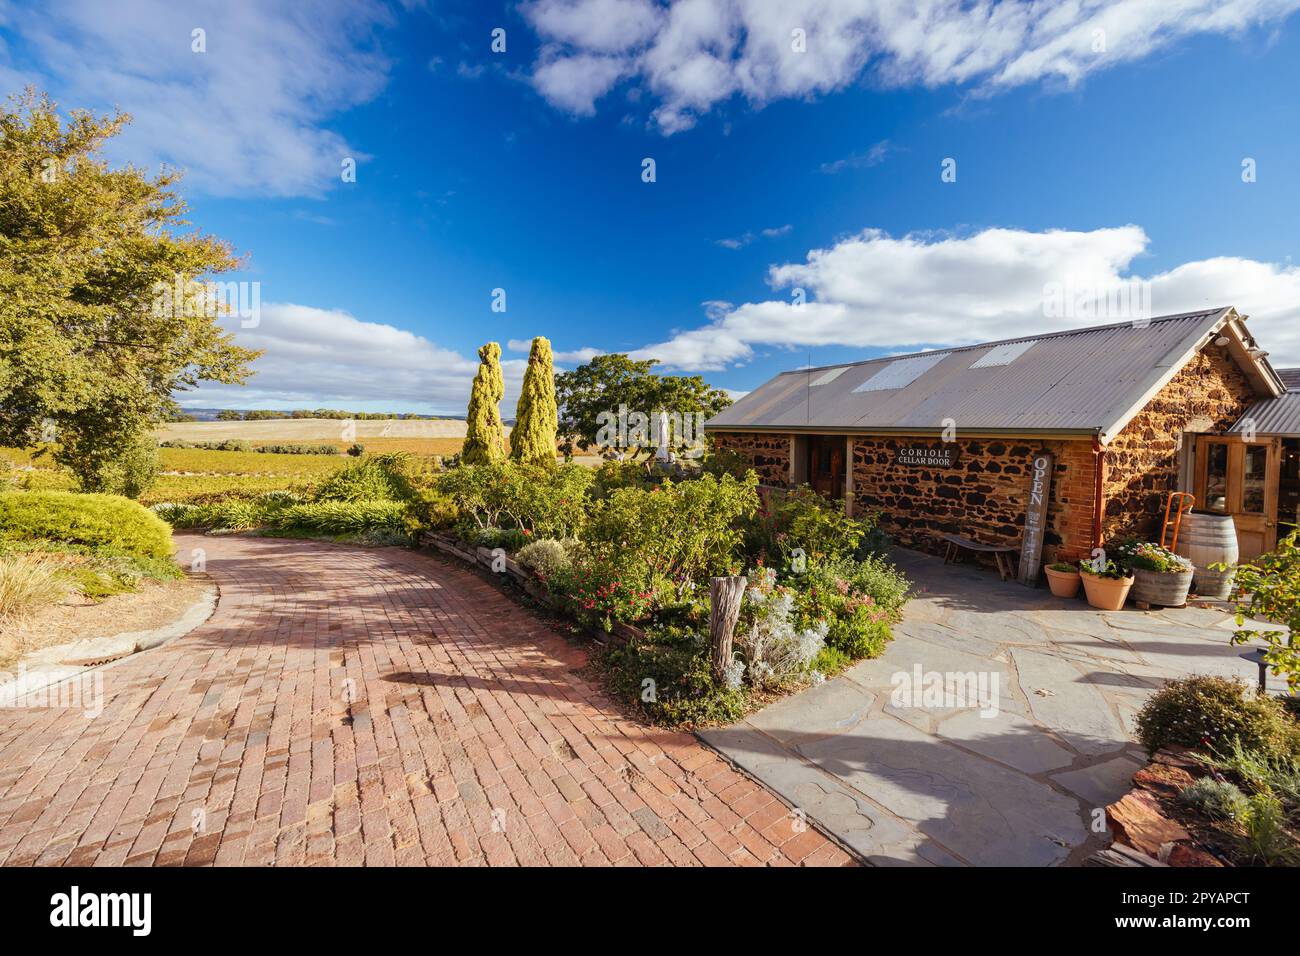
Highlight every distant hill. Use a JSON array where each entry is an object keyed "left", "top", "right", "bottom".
[{"left": 174, "top": 407, "right": 466, "bottom": 423}]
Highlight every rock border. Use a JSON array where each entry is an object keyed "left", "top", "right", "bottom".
[{"left": 1090, "top": 747, "right": 1228, "bottom": 867}]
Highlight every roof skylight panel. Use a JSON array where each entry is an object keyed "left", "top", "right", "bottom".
[
  {"left": 851, "top": 352, "right": 949, "bottom": 392},
  {"left": 969, "top": 340, "right": 1037, "bottom": 368}
]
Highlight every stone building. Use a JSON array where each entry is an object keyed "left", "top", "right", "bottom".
[{"left": 704, "top": 307, "right": 1298, "bottom": 574}]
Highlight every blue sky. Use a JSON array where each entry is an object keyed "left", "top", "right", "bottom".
[{"left": 3, "top": 0, "right": 1300, "bottom": 413}]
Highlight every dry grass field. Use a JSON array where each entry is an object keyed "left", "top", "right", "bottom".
[{"left": 156, "top": 418, "right": 484, "bottom": 442}]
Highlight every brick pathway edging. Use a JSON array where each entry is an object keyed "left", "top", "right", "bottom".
[{"left": 0, "top": 534, "right": 855, "bottom": 867}]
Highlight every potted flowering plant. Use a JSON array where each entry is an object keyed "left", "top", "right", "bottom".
[
  {"left": 1078, "top": 557, "right": 1135, "bottom": 611},
  {"left": 1113, "top": 539, "right": 1195, "bottom": 607},
  {"left": 1044, "top": 561, "right": 1081, "bottom": 598}
]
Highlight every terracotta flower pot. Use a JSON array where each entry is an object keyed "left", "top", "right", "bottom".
[
  {"left": 1130, "top": 567, "right": 1194, "bottom": 608},
  {"left": 1081, "top": 572, "right": 1135, "bottom": 611},
  {"left": 1044, "top": 566, "right": 1081, "bottom": 598}
]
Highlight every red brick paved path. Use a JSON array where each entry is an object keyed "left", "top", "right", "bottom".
[{"left": 0, "top": 535, "right": 853, "bottom": 867}]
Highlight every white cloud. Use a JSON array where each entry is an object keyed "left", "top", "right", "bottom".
[
  {"left": 717, "top": 223, "right": 791, "bottom": 249},
  {"left": 1, "top": 0, "right": 391, "bottom": 197},
  {"left": 186, "top": 304, "right": 527, "bottom": 414},
  {"left": 628, "top": 225, "right": 1300, "bottom": 370},
  {"left": 821, "top": 140, "right": 895, "bottom": 174},
  {"left": 522, "top": 0, "right": 1300, "bottom": 133},
  {"left": 522, "top": 0, "right": 664, "bottom": 53}
]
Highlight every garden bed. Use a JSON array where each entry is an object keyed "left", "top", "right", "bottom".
[{"left": 1097, "top": 675, "right": 1300, "bottom": 867}]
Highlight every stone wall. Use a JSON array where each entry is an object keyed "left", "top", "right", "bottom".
[
  {"left": 1103, "top": 344, "right": 1257, "bottom": 542},
  {"left": 710, "top": 431, "right": 790, "bottom": 486},
  {"left": 851, "top": 436, "right": 1099, "bottom": 563}
]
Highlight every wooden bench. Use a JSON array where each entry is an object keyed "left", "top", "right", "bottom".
[{"left": 937, "top": 533, "right": 1019, "bottom": 581}]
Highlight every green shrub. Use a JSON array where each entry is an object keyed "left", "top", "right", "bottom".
[
  {"left": 603, "top": 625, "right": 749, "bottom": 727},
  {"left": 437, "top": 461, "right": 592, "bottom": 539},
  {"left": 545, "top": 550, "right": 655, "bottom": 630},
  {"left": 1192, "top": 737, "right": 1300, "bottom": 798},
  {"left": 1179, "top": 777, "right": 1249, "bottom": 820},
  {"left": 161, "top": 439, "right": 254, "bottom": 452},
  {"left": 584, "top": 472, "right": 759, "bottom": 601},
  {"left": 746, "top": 484, "right": 875, "bottom": 571},
  {"left": 1240, "top": 793, "right": 1297, "bottom": 865},
  {"left": 254, "top": 443, "right": 338, "bottom": 455},
  {"left": 1112, "top": 538, "right": 1193, "bottom": 574},
  {"left": 63, "top": 430, "right": 160, "bottom": 499},
  {"left": 1224, "top": 530, "right": 1300, "bottom": 693},
  {"left": 0, "top": 491, "right": 174, "bottom": 559},
  {"left": 346, "top": 443, "right": 365, "bottom": 457},
  {"left": 792, "top": 555, "right": 910, "bottom": 660},
  {"left": 465, "top": 526, "right": 529, "bottom": 552},
  {"left": 515, "top": 538, "right": 577, "bottom": 578},
  {"left": 314, "top": 453, "right": 418, "bottom": 503},
  {"left": 271, "top": 501, "right": 409, "bottom": 536},
  {"left": 1135, "top": 675, "right": 1300, "bottom": 757}
]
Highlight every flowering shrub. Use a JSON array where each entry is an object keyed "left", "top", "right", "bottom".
[
  {"left": 793, "top": 556, "right": 908, "bottom": 659},
  {"left": 1113, "top": 539, "right": 1193, "bottom": 574},
  {"left": 1079, "top": 557, "right": 1130, "bottom": 579},
  {"left": 544, "top": 551, "right": 654, "bottom": 631},
  {"left": 735, "top": 566, "right": 826, "bottom": 689}
]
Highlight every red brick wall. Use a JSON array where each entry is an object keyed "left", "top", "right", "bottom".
[{"left": 1103, "top": 344, "right": 1257, "bottom": 541}]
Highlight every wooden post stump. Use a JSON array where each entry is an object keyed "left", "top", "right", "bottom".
[{"left": 709, "top": 575, "right": 748, "bottom": 683}]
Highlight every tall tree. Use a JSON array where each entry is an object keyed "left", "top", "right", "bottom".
[
  {"left": 0, "top": 88, "right": 260, "bottom": 494},
  {"left": 510, "top": 336, "right": 558, "bottom": 466},
  {"left": 554, "top": 353, "right": 732, "bottom": 457},
  {"left": 462, "top": 341, "right": 506, "bottom": 464}
]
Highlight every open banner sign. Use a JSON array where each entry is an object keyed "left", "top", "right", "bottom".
[{"left": 1018, "top": 452, "right": 1055, "bottom": 586}]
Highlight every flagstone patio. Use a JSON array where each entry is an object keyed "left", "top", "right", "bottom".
[{"left": 701, "top": 548, "right": 1282, "bottom": 866}]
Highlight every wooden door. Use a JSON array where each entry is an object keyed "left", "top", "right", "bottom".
[
  {"left": 807, "top": 436, "right": 845, "bottom": 499},
  {"left": 1194, "top": 435, "right": 1281, "bottom": 560}
]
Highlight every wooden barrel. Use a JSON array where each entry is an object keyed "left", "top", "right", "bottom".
[{"left": 1174, "top": 512, "right": 1238, "bottom": 600}]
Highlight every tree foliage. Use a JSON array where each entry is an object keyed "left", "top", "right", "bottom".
[
  {"left": 0, "top": 88, "right": 259, "bottom": 493},
  {"left": 510, "top": 336, "right": 558, "bottom": 466},
  {"left": 553, "top": 353, "right": 732, "bottom": 457},
  {"left": 462, "top": 341, "right": 506, "bottom": 465},
  {"left": 1226, "top": 531, "right": 1300, "bottom": 692}
]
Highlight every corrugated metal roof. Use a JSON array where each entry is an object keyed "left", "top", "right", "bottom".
[
  {"left": 1232, "top": 393, "right": 1300, "bottom": 437},
  {"left": 706, "top": 308, "right": 1236, "bottom": 437},
  {"left": 1277, "top": 368, "right": 1300, "bottom": 391}
]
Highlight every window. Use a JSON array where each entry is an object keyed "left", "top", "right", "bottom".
[
  {"left": 809, "top": 366, "right": 848, "bottom": 387},
  {"left": 969, "top": 340, "right": 1037, "bottom": 368},
  {"left": 1242, "top": 444, "right": 1268, "bottom": 514},
  {"left": 1205, "top": 442, "right": 1229, "bottom": 512},
  {"left": 852, "top": 352, "right": 948, "bottom": 392}
]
